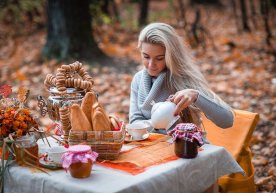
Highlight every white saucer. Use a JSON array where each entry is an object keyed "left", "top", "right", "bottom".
[
  {"left": 39, "top": 158, "right": 62, "bottom": 169},
  {"left": 125, "top": 133, "right": 150, "bottom": 142}
]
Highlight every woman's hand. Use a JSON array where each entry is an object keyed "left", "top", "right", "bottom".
[{"left": 168, "top": 89, "right": 199, "bottom": 116}]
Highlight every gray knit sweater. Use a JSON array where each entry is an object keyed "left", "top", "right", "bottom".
[{"left": 129, "top": 69, "right": 234, "bottom": 128}]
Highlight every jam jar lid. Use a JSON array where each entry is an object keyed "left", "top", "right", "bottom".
[
  {"left": 68, "top": 145, "right": 91, "bottom": 153},
  {"left": 62, "top": 145, "right": 98, "bottom": 169}
]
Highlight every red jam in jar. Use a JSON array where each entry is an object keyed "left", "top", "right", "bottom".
[
  {"left": 168, "top": 123, "right": 204, "bottom": 159},
  {"left": 174, "top": 138, "right": 198, "bottom": 158}
]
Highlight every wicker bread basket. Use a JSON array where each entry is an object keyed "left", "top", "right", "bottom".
[{"left": 68, "top": 123, "right": 125, "bottom": 160}]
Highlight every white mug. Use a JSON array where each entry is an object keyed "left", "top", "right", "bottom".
[
  {"left": 126, "top": 122, "right": 151, "bottom": 140},
  {"left": 46, "top": 146, "right": 67, "bottom": 164}
]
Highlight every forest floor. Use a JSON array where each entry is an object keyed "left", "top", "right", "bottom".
[{"left": 0, "top": 1, "right": 275, "bottom": 192}]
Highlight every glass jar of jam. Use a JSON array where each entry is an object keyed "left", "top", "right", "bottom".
[
  {"left": 14, "top": 134, "right": 38, "bottom": 165},
  {"left": 61, "top": 145, "right": 98, "bottom": 178},
  {"left": 174, "top": 138, "right": 198, "bottom": 158},
  {"left": 168, "top": 123, "right": 204, "bottom": 159}
]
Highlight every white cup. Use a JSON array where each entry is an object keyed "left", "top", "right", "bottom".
[
  {"left": 126, "top": 122, "right": 151, "bottom": 140},
  {"left": 46, "top": 146, "right": 67, "bottom": 164}
]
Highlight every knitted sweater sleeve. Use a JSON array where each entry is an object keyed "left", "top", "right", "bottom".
[
  {"left": 129, "top": 72, "right": 146, "bottom": 123},
  {"left": 194, "top": 92, "right": 234, "bottom": 128}
]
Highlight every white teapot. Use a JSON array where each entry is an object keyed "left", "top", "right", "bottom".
[{"left": 147, "top": 101, "right": 180, "bottom": 130}]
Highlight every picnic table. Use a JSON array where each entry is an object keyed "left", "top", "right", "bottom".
[{"left": 4, "top": 135, "right": 244, "bottom": 193}]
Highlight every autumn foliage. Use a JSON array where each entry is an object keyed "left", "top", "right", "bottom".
[
  {"left": 0, "top": 0, "right": 275, "bottom": 192},
  {"left": 0, "top": 107, "right": 38, "bottom": 138}
]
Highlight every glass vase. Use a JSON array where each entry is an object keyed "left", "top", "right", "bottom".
[
  {"left": 0, "top": 139, "right": 9, "bottom": 160},
  {"left": 14, "top": 134, "right": 38, "bottom": 166}
]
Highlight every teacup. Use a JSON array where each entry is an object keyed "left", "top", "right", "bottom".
[
  {"left": 126, "top": 122, "right": 151, "bottom": 140},
  {"left": 46, "top": 146, "right": 67, "bottom": 165}
]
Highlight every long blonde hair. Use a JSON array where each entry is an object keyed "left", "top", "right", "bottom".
[{"left": 138, "top": 22, "right": 226, "bottom": 106}]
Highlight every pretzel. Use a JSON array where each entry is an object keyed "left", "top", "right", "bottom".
[
  {"left": 59, "top": 107, "right": 71, "bottom": 141},
  {"left": 44, "top": 61, "right": 94, "bottom": 93}
]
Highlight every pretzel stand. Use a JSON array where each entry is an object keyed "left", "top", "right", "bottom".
[{"left": 42, "top": 61, "right": 95, "bottom": 142}]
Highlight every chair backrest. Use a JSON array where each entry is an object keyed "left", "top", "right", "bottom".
[{"left": 202, "top": 109, "right": 259, "bottom": 159}]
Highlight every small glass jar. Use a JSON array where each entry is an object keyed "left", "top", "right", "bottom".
[
  {"left": 61, "top": 145, "right": 98, "bottom": 178},
  {"left": 14, "top": 134, "right": 38, "bottom": 165},
  {"left": 69, "top": 160, "right": 92, "bottom": 178},
  {"left": 168, "top": 123, "right": 204, "bottom": 159},
  {"left": 174, "top": 138, "right": 198, "bottom": 158}
]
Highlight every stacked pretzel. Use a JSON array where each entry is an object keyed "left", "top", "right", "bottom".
[
  {"left": 44, "top": 61, "right": 94, "bottom": 94},
  {"left": 44, "top": 61, "right": 95, "bottom": 140},
  {"left": 71, "top": 92, "right": 121, "bottom": 132}
]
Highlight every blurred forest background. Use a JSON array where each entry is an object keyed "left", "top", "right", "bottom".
[{"left": 0, "top": 0, "right": 275, "bottom": 192}]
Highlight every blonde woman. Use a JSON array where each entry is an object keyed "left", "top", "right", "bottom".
[{"left": 129, "top": 23, "right": 233, "bottom": 133}]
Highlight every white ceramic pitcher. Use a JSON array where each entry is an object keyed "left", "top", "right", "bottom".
[{"left": 145, "top": 101, "right": 180, "bottom": 130}]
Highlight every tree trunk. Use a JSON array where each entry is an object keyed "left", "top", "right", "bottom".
[
  {"left": 101, "top": 0, "right": 109, "bottom": 15},
  {"left": 177, "top": 0, "right": 186, "bottom": 28},
  {"left": 191, "top": 9, "right": 201, "bottom": 45},
  {"left": 260, "top": 0, "right": 272, "bottom": 45},
  {"left": 43, "top": 0, "right": 109, "bottom": 64},
  {"left": 231, "top": 0, "right": 241, "bottom": 32},
  {"left": 239, "top": 0, "right": 251, "bottom": 31},
  {"left": 272, "top": 0, "right": 276, "bottom": 8},
  {"left": 138, "top": 0, "right": 149, "bottom": 27},
  {"left": 111, "top": 0, "right": 120, "bottom": 23},
  {"left": 192, "top": 0, "right": 221, "bottom": 5},
  {"left": 249, "top": 0, "right": 257, "bottom": 29}
]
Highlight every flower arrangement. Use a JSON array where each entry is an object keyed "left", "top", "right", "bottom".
[
  {"left": 0, "top": 107, "right": 38, "bottom": 138},
  {"left": 0, "top": 85, "right": 39, "bottom": 139},
  {"left": 0, "top": 85, "right": 48, "bottom": 193}
]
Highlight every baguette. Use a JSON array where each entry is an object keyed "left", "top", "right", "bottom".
[
  {"left": 71, "top": 104, "right": 92, "bottom": 131},
  {"left": 81, "top": 92, "right": 97, "bottom": 129}
]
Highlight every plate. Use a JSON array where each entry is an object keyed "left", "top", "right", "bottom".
[
  {"left": 39, "top": 157, "right": 62, "bottom": 169},
  {"left": 125, "top": 133, "right": 150, "bottom": 142}
]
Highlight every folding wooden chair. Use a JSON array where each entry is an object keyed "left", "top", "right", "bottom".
[{"left": 202, "top": 109, "right": 259, "bottom": 193}]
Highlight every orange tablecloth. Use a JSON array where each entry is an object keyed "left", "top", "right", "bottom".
[
  {"left": 98, "top": 136, "right": 179, "bottom": 175},
  {"left": 124, "top": 133, "right": 170, "bottom": 146}
]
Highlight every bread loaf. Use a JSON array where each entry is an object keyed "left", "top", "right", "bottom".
[
  {"left": 81, "top": 92, "right": 97, "bottom": 129},
  {"left": 91, "top": 103, "right": 111, "bottom": 131},
  {"left": 71, "top": 104, "right": 92, "bottom": 131},
  {"left": 109, "top": 114, "right": 121, "bottom": 130},
  {"left": 110, "top": 117, "right": 119, "bottom": 130}
]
